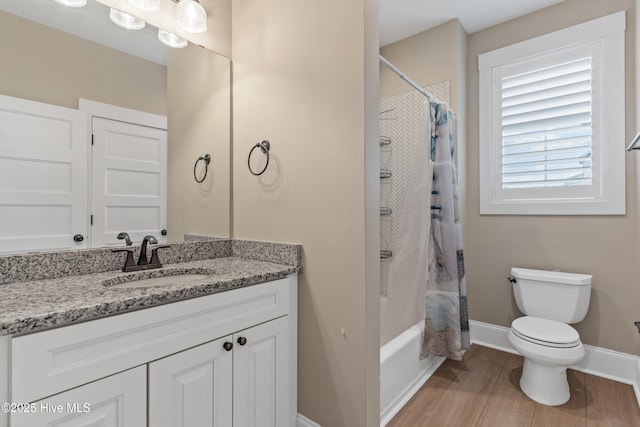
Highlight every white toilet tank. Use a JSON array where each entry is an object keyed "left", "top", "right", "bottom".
[{"left": 511, "top": 268, "right": 592, "bottom": 324}]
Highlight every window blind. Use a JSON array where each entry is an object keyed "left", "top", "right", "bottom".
[{"left": 501, "top": 57, "right": 593, "bottom": 189}]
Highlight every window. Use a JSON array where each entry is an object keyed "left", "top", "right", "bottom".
[{"left": 478, "top": 11, "right": 626, "bottom": 215}]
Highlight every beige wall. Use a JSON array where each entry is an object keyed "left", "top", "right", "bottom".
[
  {"left": 380, "top": 19, "right": 463, "bottom": 113},
  {"left": 364, "top": 1, "right": 381, "bottom": 423},
  {"left": 232, "top": 0, "right": 379, "bottom": 425},
  {"left": 167, "top": 45, "right": 231, "bottom": 241},
  {"left": 0, "top": 10, "right": 166, "bottom": 115},
  {"left": 466, "top": 0, "right": 640, "bottom": 355}
]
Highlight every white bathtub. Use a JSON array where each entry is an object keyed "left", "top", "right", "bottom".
[{"left": 380, "top": 321, "right": 445, "bottom": 426}]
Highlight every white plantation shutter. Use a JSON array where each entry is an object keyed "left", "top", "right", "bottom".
[
  {"left": 478, "top": 11, "right": 626, "bottom": 215},
  {"left": 501, "top": 53, "right": 593, "bottom": 190}
]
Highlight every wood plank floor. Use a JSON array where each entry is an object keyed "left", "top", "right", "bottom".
[{"left": 388, "top": 344, "right": 640, "bottom": 427}]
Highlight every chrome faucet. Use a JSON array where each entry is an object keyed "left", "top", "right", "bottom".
[{"left": 112, "top": 233, "right": 169, "bottom": 272}]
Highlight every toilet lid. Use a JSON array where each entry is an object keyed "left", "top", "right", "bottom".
[{"left": 511, "top": 316, "right": 581, "bottom": 348}]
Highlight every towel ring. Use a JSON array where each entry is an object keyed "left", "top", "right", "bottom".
[
  {"left": 248, "top": 140, "right": 270, "bottom": 176},
  {"left": 193, "top": 154, "right": 211, "bottom": 183}
]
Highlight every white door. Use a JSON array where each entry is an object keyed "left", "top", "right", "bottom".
[
  {"left": 11, "top": 366, "right": 146, "bottom": 427},
  {"left": 0, "top": 94, "right": 88, "bottom": 253},
  {"left": 91, "top": 117, "right": 167, "bottom": 246},
  {"left": 149, "top": 336, "right": 234, "bottom": 427},
  {"left": 234, "top": 316, "right": 290, "bottom": 427}
]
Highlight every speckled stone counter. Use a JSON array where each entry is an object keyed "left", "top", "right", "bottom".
[{"left": 0, "top": 239, "right": 303, "bottom": 336}]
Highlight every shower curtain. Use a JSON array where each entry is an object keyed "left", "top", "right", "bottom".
[
  {"left": 385, "top": 102, "right": 434, "bottom": 338},
  {"left": 420, "top": 101, "right": 469, "bottom": 360}
]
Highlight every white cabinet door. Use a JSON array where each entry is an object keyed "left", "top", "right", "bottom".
[
  {"left": 233, "top": 316, "right": 290, "bottom": 427},
  {"left": 149, "top": 336, "right": 233, "bottom": 427},
  {"left": 148, "top": 316, "right": 291, "bottom": 427},
  {"left": 0, "top": 94, "right": 88, "bottom": 253},
  {"left": 91, "top": 117, "right": 167, "bottom": 247},
  {"left": 10, "top": 366, "right": 146, "bottom": 427}
]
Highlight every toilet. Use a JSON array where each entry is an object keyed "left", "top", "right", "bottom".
[{"left": 508, "top": 267, "right": 592, "bottom": 406}]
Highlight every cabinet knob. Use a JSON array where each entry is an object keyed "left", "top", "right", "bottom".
[
  {"left": 223, "top": 341, "right": 233, "bottom": 351},
  {"left": 237, "top": 336, "right": 247, "bottom": 346},
  {"left": 73, "top": 234, "right": 84, "bottom": 243}
]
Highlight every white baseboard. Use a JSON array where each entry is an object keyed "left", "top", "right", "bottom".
[
  {"left": 635, "top": 359, "right": 640, "bottom": 408},
  {"left": 469, "top": 320, "right": 640, "bottom": 407},
  {"left": 297, "top": 413, "right": 322, "bottom": 427},
  {"left": 468, "top": 320, "right": 519, "bottom": 355}
]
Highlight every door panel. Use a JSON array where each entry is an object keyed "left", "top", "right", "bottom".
[
  {"left": 149, "top": 336, "right": 233, "bottom": 427},
  {"left": 234, "top": 316, "right": 290, "bottom": 427},
  {"left": 91, "top": 117, "right": 166, "bottom": 246},
  {"left": 10, "top": 366, "right": 146, "bottom": 427},
  {"left": 0, "top": 94, "right": 88, "bottom": 253}
]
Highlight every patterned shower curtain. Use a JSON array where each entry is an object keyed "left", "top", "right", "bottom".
[{"left": 420, "top": 102, "right": 470, "bottom": 361}]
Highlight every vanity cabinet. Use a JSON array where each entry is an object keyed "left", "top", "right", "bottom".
[
  {"left": 149, "top": 316, "right": 290, "bottom": 427},
  {"left": 149, "top": 336, "right": 233, "bottom": 427},
  {"left": 11, "top": 367, "right": 147, "bottom": 427},
  {"left": 233, "top": 316, "right": 290, "bottom": 427},
  {"left": 1, "top": 275, "right": 297, "bottom": 427}
]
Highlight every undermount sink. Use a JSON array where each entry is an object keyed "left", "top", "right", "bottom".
[{"left": 102, "top": 269, "right": 214, "bottom": 289}]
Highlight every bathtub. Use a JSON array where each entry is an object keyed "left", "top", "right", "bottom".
[{"left": 380, "top": 321, "right": 445, "bottom": 426}]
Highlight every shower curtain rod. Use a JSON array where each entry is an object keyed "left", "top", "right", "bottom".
[{"left": 379, "top": 55, "right": 433, "bottom": 100}]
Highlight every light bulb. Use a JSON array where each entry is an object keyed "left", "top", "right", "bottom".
[
  {"left": 109, "top": 8, "right": 146, "bottom": 31},
  {"left": 176, "top": 0, "right": 207, "bottom": 34},
  {"left": 53, "top": 0, "right": 87, "bottom": 7},
  {"left": 158, "top": 29, "right": 188, "bottom": 48}
]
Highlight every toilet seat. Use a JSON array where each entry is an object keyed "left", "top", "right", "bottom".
[{"left": 511, "top": 316, "right": 580, "bottom": 348}]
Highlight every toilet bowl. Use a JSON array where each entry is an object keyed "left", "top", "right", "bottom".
[
  {"left": 508, "top": 316, "right": 585, "bottom": 405},
  {"left": 508, "top": 268, "right": 591, "bottom": 406}
]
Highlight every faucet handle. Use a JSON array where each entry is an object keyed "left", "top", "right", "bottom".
[
  {"left": 112, "top": 247, "right": 136, "bottom": 272},
  {"left": 149, "top": 244, "right": 170, "bottom": 267}
]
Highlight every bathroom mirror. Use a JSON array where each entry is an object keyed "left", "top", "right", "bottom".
[{"left": 0, "top": 0, "right": 231, "bottom": 254}]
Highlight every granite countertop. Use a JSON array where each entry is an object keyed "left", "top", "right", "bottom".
[{"left": 0, "top": 256, "right": 300, "bottom": 336}]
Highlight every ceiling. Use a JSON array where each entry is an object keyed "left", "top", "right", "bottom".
[{"left": 380, "top": 0, "right": 565, "bottom": 46}]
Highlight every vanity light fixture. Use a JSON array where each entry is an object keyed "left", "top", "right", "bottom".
[
  {"left": 109, "top": 8, "right": 146, "bottom": 30},
  {"left": 126, "top": 0, "right": 161, "bottom": 12},
  {"left": 175, "top": 0, "right": 207, "bottom": 34},
  {"left": 53, "top": 0, "right": 87, "bottom": 7},
  {"left": 158, "top": 29, "right": 188, "bottom": 48}
]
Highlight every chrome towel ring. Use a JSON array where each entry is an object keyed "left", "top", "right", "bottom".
[
  {"left": 248, "top": 140, "right": 271, "bottom": 176},
  {"left": 193, "top": 154, "right": 211, "bottom": 183}
]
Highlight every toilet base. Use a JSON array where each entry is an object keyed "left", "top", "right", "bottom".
[{"left": 520, "top": 358, "right": 570, "bottom": 406}]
